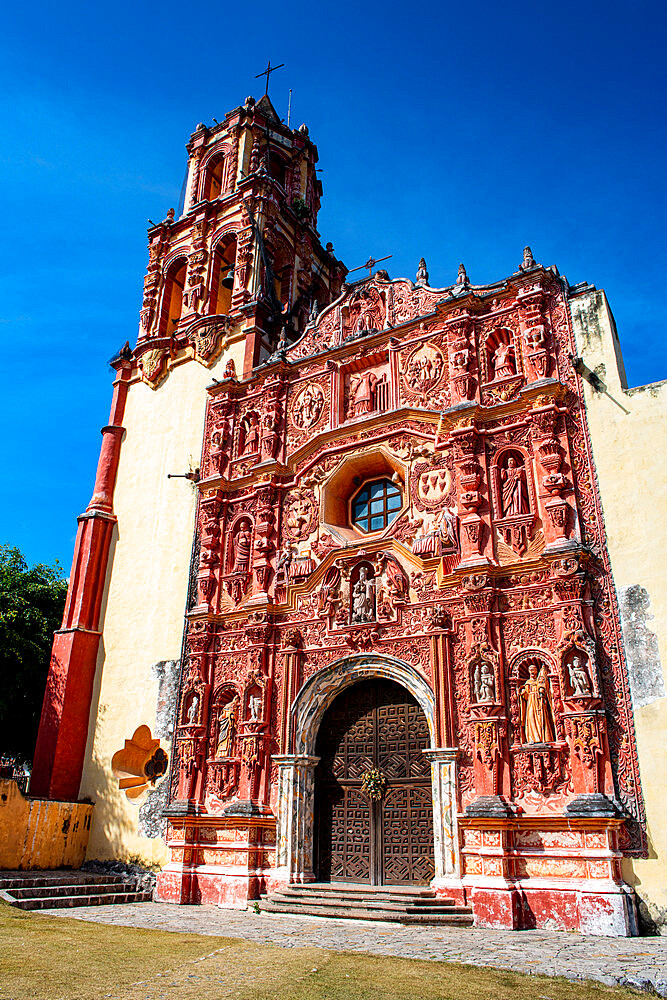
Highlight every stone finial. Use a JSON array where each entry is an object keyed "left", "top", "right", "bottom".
[
  {"left": 457, "top": 263, "right": 469, "bottom": 286},
  {"left": 298, "top": 123, "right": 309, "bottom": 135},
  {"left": 520, "top": 246, "right": 536, "bottom": 270},
  {"left": 415, "top": 258, "right": 430, "bottom": 287},
  {"left": 165, "top": 208, "right": 175, "bottom": 223}
]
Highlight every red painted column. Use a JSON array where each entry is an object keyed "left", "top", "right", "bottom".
[{"left": 30, "top": 354, "right": 133, "bottom": 800}]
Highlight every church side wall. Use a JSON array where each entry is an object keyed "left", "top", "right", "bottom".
[
  {"left": 79, "top": 343, "right": 245, "bottom": 866},
  {"left": 570, "top": 289, "right": 667, "bottom": 932}
]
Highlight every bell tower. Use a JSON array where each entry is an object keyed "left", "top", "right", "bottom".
[
  {"left": 31, "top": 92, "right": 346, "bottom": 804},
  {"left": 138, "top": 94, "right": 346, "bottom": 379}
]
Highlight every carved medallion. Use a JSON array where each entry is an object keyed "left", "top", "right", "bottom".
[
  {"left": 401, "top": 341, "right": 446, "bottom": 400},
  {"left": 291, "top": 382, "right": 325, "bottom": 431}
]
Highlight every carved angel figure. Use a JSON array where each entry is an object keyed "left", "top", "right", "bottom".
[
  {"left": 501, "top": 457, "right": 530, "bottom": 517},
  {"left": 520, "top": 665, "right": 555, "bottom": 744},
  {"left": 317, "top": 564, "right": 341, "bottom": 617}
]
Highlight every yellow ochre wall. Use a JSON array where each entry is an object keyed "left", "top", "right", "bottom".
[
  {"left": 0, "top": 778, "right": 93, "bottom": 870},
  {"left": 79, "top": 340, "right": 245, "bottom": 867},
  {"left": 570, "top": 288, "right": 667, "bottom": 932}
]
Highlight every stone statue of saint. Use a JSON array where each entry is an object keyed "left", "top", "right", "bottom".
[
  {"left": 186, "top": 692, "right": 199, "bottom": 725},
  {"left": 492, "top": 341, "right": 515, "bottom": 380},
  {"left": 216, "top": 697, "right": 238, "bottom": 757},
  {"left": 351, "top": 372, "right": 377, "bottom": 416},
  {"left": 475, "top": 661, "right": 496, "bottom": 703},
  {"left": 501, "top": 457, "right": 529, "bottom": 517},
  {"left": 232, "top": 521, "right": 252, "bottom": 574},
  {"left": 520, "top": 664, "right": 556, "bottom": 744},
  {"left": 242, "top": 414, "right": 259, "bottom": 454},
  {"left": 568, "top": 655, "right": 592, "bottom": 697},
  {"left": 248, "top": 693, "right": 262, "bottom": 722},
  {"left": 351, "top": 567, "right": 375, "bottom": 623}
]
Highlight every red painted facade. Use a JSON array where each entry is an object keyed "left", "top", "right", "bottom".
[{"left": 34, "top": 95, "right": 645, "bottom": 935}]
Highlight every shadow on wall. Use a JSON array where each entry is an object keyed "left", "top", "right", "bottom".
[
  {"left": 84, "top": 657, "right": 180, "bottom": 865},
  {"left": 624, "top": 835, "right": 666, "bottom": 936}
]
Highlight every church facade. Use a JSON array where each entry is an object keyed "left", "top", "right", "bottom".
[{"left": 29, "top": 93, "right": 666, "bottom": 936}]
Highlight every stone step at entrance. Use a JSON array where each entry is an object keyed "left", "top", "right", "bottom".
[
  {"left": 261, "top": 882, "right": 474, "bottom": 925},
  {"left": 0, "top": 870, "right": 153, "bottom": 910}
]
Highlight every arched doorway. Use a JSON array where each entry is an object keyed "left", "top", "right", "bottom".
[{"left": 314, "top": 678, "right": 434, "bottom": 886}]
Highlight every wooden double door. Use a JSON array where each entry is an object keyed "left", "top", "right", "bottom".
[{"left": 315, "top": 679, "right": 435, "bottom": 885}]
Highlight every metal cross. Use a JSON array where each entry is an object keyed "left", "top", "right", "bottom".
[
  {"left": 348, "top": 255, "right": 393, "bottom": 279},
  {"left": 255, "top": 60, "right": 285, "bottom": 96}
]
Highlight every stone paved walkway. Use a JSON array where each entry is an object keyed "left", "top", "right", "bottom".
[{"left": 42, "top": 902, "right": 667, "bottom": 995}]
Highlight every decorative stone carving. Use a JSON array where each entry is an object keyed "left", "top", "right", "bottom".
[
  {"left": 292, "top": 383, "right": 325, "bottom": 430},
  {"left": 520, "top": 665, "right": 556, "bottom": 744}
]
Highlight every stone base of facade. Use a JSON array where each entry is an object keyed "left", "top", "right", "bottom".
[
  {"left": 156, "top": 809, "right": 277, "bottom": 907},
  {"left": 467, "top": 882, "right": 638, "bottom": 936},
  {"left": 459, "top": 812, "right": 639, "bottom": 936}
]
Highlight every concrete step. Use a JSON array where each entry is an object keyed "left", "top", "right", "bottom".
[
  {"left": 277, "top": 885, "right": 440, "bottom": 904},
  {"left": 261, "top": 898, "right": 473, "bottom": 925},
  {"left": 0, "top": 873, "right": 125, "bottom": 891},
  {"left": 8, "top": 881, "right": 139, "bottom": 900},
  {"left": 270, "top": 891, "right": 458, "bottom": 912},
  {"left": 12, "top": 890, "right": 154, "bottom": 911},
  {"left": 288, "top": 882, "right": 436, "bottom": 896}
]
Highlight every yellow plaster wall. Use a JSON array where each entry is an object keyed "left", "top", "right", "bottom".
[
  {"left": 570, "top": 289, "right": 667, "bottom": 930},
  {"left": 79, "top": 341, "right": 245, "bottom": 866},
  {"left": 0, "top": 779, "right": 93, "bottom": 870}
]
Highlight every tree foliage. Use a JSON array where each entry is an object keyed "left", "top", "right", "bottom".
[{"left": 0, "top": 545, "right": 68, "bottom": 763}]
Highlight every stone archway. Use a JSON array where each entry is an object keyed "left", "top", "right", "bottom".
[{"left": 273, "top": 654, "right": 460, "bottom": 888}]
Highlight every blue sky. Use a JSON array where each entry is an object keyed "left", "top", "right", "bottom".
[{"left": 1, "top": 0, "right": 665, "bottom": 569}]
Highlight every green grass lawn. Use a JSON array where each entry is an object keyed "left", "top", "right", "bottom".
[{"left": 0, "top": 902, "right": 643, "bottom": 1000}]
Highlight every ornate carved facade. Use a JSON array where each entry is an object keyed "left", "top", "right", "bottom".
[{"left": 32, "top": 92, "right": 650, "bottom": 936}]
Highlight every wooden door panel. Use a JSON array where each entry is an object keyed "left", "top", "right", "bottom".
[{"left": 315, "top": 679, "right": 434, "bottom": 886}]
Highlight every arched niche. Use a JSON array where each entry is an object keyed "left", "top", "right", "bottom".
[
  {"left": 159, "top": 257, "right": 187, "bottom": 335},
  {"left": 485, "top": 327, "right": 517, "bottom": 382},
  {"left": 209, "top": 235, "right": 237, "bottom": 316}
]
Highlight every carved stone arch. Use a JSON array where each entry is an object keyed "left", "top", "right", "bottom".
[
  {"left": 508, "top": 646, "right": 557, "bottom": 682},
  {"left": 275, "top": 654, "right": 461, "bottom": 885},
  {"left": 199, "top": 142, "right": 233, "bottom": 201},
  {"left": 290, "top": 653, "right": 436, "bottom": 756},
  {"left": 482, "top": 326, "right": 518, "bottom": 383},
  {"left": 158, "top": 253, "right": 188, "bottom": 337}
]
